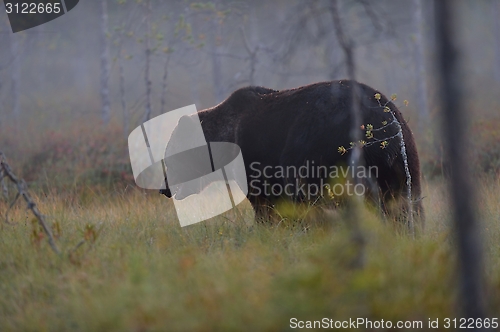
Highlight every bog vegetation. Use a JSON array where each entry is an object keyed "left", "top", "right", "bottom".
[{"left": 1, "top": 110, "right": 500, "bottom": 331}]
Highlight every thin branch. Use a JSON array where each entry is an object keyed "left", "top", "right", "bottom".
[{"left": 68, "top": 239, "right": 86, "bottom": 256}]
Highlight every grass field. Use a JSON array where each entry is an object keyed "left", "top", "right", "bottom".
[
  {"left": 0, "top": 113, "right": 499, "bottom": 331},
  {"left": 1, "top": 173, "right": 500, "bottom": 331}
]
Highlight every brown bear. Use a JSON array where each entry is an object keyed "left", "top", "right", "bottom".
[{"left": 161, "top": 80, "right": 424, "bottom": 225}]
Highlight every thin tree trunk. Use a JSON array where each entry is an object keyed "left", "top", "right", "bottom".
[
  {"left": 248, "top": 6, "right": 260, "bottom": 85},
  {"left": 160, "top": 54, "right": 171, "bottom": 115},
  {"left": 118, "top": 53, "right": 128, "bottom": 139},
  {"left": 434, "top": 0, "right": 486, "bottom": 322},
  {"left": 240, "top": 27, "right": 257, "bottom": 86},
  {"left": 211, "top": 6, "right": 224, "bottom": 104},
  {"left": 184, "top": 8, "right": 200, "bottom": 107},
  {"left": 326, "top": 39, "right": 340, "bottom": 80},
  {"left": 382, "top": 42, "right": 397, "bottom": 94},
  {"left": 143, "top": 0, "right": 152, "bottom": 122},
  {"left": 330, "top": 0, "right": 365, "bottom": 268},
  {"left": 10, "top": 33, "right": 20, "bottom": 119},
  {"left": 312, "top": 0, "right": 340, "bottom": 80},
  {"left": 100, "top": 0, "right": 111, "bottom": 125},
  {"left": 413, "top": 0, "right": 429, "bottom": 130},
  {"left": 494, "top": 1, "right": 500, "bottom": 82},
  {"left": 212, "top": 40, "right": 224, "bottom": 103},
  {"left": 189, "top": 64, "right": 200, "bottom": 107}
]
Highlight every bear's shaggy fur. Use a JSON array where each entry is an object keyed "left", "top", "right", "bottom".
[{"left": 162, "top": 80, "right": 423, "bottom": 223}]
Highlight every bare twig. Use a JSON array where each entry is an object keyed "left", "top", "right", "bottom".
[
  {"left": 68, "top": 239, "right": 86, "bottom": 255},
  {"left": 372, "top": 99, "right": 415, "bottom": 236},
  {"left": 0, "top": 152, "right": 61, "bottom": 255}
]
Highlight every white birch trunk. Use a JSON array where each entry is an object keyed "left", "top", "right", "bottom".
[{"left": 100, "top": 0, "right": 111, "bottom": 125}]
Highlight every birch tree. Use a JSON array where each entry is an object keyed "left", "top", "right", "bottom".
[
  {"left": 9, "top": 32, "right": 20, "bottom": 119},
  {"left": 100, "top": 0, "right": 111, "bottom": 125},
  {"left": 413, "top": 0, "right": 429, "bottom": 130},
  {"left": 494, "top": 0, "right": 500, "bottom": 82},
  {"left": 211, "top": 1, "right": 224, "bottom": 104}
]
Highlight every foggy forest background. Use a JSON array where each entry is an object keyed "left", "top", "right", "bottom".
[{"left": 1, "top": 0, "right": 499, "bottom": 188}]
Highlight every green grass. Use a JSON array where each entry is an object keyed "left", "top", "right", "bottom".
[
  {"left": 1, "top": 178, "right": 499, "bottom": 331},
  {"left": 1, "top": 115, "right": 500, "bottom": 331}
]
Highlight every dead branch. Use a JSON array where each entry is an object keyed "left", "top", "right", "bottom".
[{"left": 0, "top": 152, "right": 61, "bottom": 255}]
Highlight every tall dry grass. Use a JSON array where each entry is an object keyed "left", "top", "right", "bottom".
[
  {"left": 1, "top": 102, "right": 500, "bottom": 331},
  {"left": 1, "top": 176, "right": 499, "bottom": 331}
]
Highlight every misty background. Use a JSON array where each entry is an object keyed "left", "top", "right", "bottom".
[{"left": 0, "top": 0, "right": 499, "bottom": 184}]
